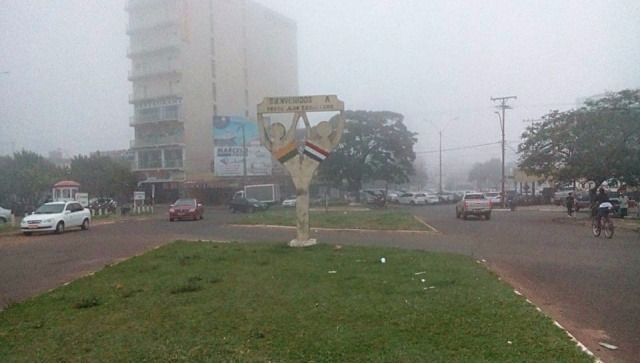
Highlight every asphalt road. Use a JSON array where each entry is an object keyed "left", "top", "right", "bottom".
[{"left": 0, "top": 204, "right": 638, "bottom": 362}]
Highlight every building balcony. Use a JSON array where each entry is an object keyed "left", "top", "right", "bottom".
[
  {"left": 128, "top": 67, "right": 182, "bottom": 81},
  {"left": 126, "top": 39, "right": 180, "bottom": 58},
  {"left": 125, "top": 0, "right": 169, "bottom": 13},
  {"left": 129, "top": 92, "right": 183, "bottom": 104},
  {"left": 129, "top": 110, "right": 184, "bottom": 126},
  {"left": 130, "top": 135, "right": 185, "bottom": 149},
  {"left": 126, "top": 17, "right": 179, "bottom": 35}
]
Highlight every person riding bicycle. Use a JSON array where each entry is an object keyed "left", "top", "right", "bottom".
[{"left": 594, "top": 187, "right": 611, "bottom": 230}]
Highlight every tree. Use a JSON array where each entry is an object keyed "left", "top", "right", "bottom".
[
  {"left": 468, "top": 158, "right": 502, "bottom": 190},
  {"left": 518, "top": 89, "right": 640, "bottom": 189},
  {"left": 316, "top": 110, "right": 417, "bottom": 195},
  {"left": 0, "top": 150, "right": 64, "bottom": 213},
  {"left": 69, "top": 155, "right": 137, "bottom": 202}
]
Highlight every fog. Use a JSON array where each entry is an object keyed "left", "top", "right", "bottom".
[{"left": 1, "top": 0, "right": 639, "bottom": 175}]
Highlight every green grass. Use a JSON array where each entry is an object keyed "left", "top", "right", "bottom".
[
  {"left": 0, "top": 242, "right": 592, "bottom": 362},
  {"left": 235, "top": 208, "right": 433, "bottom": 231}
]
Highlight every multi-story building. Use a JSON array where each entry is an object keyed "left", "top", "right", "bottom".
[{"left": 126, "top": 0, "right": 297, "bottom": 202}]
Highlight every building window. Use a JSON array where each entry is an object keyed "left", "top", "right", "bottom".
[{"left": 138, "top": 150, "right": 162, "bottom": 169}]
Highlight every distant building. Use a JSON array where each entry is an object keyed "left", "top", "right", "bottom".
[
  {"left": 48, "top": 148, "right": 71, "bottom": 168},
  {"left": 126, "top": 0, "right": 298, "bottom": 202}
]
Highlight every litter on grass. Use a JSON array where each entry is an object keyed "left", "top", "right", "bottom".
[
  {"left": 328, "top": 271, "right": 337, "bottom": 274},
  {"left": 414, "top": 271, "right": 426, "bottom": 275},
  {"left": 380, "top": 257, "right": 386, "bottom": 264}
]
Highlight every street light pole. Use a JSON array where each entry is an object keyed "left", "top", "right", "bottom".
[
  {"left": 491, "top": 95, "right": 516, "bottom": 207},
  {"left": 429, "top": 117, "right": 458, "bottom": 193}
]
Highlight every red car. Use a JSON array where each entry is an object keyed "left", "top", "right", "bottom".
[{"left": 169, "top": 198, "right": 204, "bottom": 221}]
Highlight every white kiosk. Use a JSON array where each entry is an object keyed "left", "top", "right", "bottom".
[{"left": 52, "top": 180, "right": 80, "bottom": 202}]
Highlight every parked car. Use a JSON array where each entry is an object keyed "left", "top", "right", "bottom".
[
  {"left": 20, "top": 201, "right": 91, "bottom": 235},
  {"left": 0, "top": 206, "right": 12, "bottom": 226},
  {"left": 386, "top": 191, "right": 399, "bottom": 204},
  {"left": 169, "top": 198, "right": 204, "bottom": 221},
  {"left": 425, "top": 194, "right": 440, "bottom": 204},
  {"left": 484, "top": 192, "right": 501, "bottom": 205},
  {"left": 456, "top": 192, "right": 492, "bottom": 220},
  {"left": 398, "top": 192, "right": 427, "bottom": 205},
  {"left": 574, "top": 192, "right": 591, "bottom": 211},
  {"left": 230, "top": 197, "right": 269, "bottom": 213},
  {"left": 282, "top": 195, "right": 296, "bottom": 207},
  {"left": 553, "top": 186, "right": 575, "bottom": 205}
]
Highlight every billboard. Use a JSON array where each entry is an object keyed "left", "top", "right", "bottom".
[{"left": 213, "top": 116, "right": 272, "bottom": 177}]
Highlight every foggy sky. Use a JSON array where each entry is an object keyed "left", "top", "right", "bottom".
[{"left": 1, "top": 0, "right": 639, "bottom": 175}]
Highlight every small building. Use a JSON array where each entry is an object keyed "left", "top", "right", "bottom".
[{"left": 52, "top": 180, "right": 80, "bottom": 202}]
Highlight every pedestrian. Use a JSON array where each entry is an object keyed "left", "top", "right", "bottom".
[
  {"left": 565, "top": 192, "right": 575, "bottom": 218},
  {"left": 619, "top": 192, "right": 629, "bottom": 219}
]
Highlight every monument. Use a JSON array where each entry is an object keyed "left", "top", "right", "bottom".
[{"left": 257, "top": 95, "right": 345, "bottom": 247}]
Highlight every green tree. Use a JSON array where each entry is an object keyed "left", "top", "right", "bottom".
[
  {"left": 0, "top": 150, "right": 64, "bottom": 213},
  {"left": 518, "top": 89, "right": 640, "bottom": 189},
  {"left": 316, "top": 110, "right": 417, "bottom": 194},
  {"left": 69, "top": 155, "right": 137, "bottom": 202},
  {"left": 468, "top": 158, "right": 502, "bottom": 190}
]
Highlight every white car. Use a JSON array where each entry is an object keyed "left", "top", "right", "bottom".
[
  {"left": 21, "top": 201, "right": 91, "bottom": 236},
  {"left": 0, "top": 206, "right": 12, "bottom": 226},
  {"left": 398, "top": 192, "right": 427, "bottom": 205},
  {"left": 425, "top": 194, "right": 440, "bottom": 204},
  {"left": 484, "top": 192, "right": 501, "bottom": 205},
  {"left": 282, "top": 196, "right": 296, "bottom": 207}
]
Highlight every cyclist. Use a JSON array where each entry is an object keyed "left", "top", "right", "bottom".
[{"left": 594, "top": 187, "right": 611, "bottom": 230}]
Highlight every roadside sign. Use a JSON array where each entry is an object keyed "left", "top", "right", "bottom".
[
  {"left": 76, "top": 193, "right": 89, "bottom": 207},
  {"left": 257, "top": 95, "right": 344, "bottom": 114},
  {"left": 134, "top": 191, "right": 145, "bottom": 201}
]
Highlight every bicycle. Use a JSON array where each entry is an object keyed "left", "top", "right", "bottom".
[{"left": 592, "top": 209, "right": 614, "bottom": 238}]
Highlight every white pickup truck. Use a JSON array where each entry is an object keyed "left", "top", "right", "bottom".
[
  {"left": 456, "top": 192, "right": 493, "bottom": 220},
  {"left": 21, "top": 201, "right": 91, "bottom": 236}
]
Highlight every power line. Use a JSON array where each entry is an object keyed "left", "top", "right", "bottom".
[{"left": 416, "top": 141, "right": 500, "bottom": 154}]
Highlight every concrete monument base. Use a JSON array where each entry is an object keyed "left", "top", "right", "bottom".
[{"left": 289, "top": 238, "right": 317, "bottom": 247}]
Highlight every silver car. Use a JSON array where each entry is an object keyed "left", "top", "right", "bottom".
[{"left": 0, "top": 206, "right": 12, "bottom": 226}]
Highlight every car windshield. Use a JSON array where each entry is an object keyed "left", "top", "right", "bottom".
[
  {"left": 174, "top": 199, "right": 195, "bottom": 206},
  {"left": 465, "top": 194, "right": 485, "bottom": 200},
  {"left": 415, "top": 193, "right": 426, "bottom": 197},
  {"left": 34, "top": 204, "right": 65, "bottom": 214}
]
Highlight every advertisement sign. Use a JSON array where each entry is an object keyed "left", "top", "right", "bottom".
[{"left": 213, "top": 116, "right": 272, "bottom": 177}]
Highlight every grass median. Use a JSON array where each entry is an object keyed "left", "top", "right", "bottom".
[
  {"left": 234, "top": 207, "right": 433, "bottom": 231},
  {"left": 0, "top": 242, "right": 592, "bottom": 362}
]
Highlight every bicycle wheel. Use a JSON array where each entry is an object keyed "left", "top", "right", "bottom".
[
  {"left": 604, "top": 219, "right": 614, "bottom": 238},
  {"left": 592, "top": 219, "right": 601, "bottom": 237}
]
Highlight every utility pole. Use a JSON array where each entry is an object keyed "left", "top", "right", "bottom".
[{"left": 491, "top": 95, "right": 517, "bottom": 207}]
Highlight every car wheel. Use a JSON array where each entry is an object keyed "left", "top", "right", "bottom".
[
  {"left": 23, "top": 232, "right": 32, "bottom": 236},
  {"left": 485, "top": 213, "right": 491, "bottom": 220},
  {"left": 169, "top": 218, "right": 174, "bottom": 222},
  {"left": 0, "top": 217, "right": 6, "bottom": 225},
  {"left": 462, "top": 213, "right": 467, "bottom": 220},
  {"left": 456, "top": 210, "right": 460, "bottom": 219},
  {"left": 200, "top": 214, "right": 204, "bottom": 220},
  {"left": 81, "top": 218, "right": 90, "bottom": 230},
  {"left": 55, "top": 221, "right": 64, "bottom": 234}
]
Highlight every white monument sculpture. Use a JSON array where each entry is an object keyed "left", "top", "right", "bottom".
[{"left": 257, "top": 95, "right": 345, "bottom": 247}]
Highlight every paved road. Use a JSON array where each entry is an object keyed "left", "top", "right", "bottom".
[{"left": 0, "top": 205, "right": 638, "bottom": 362}]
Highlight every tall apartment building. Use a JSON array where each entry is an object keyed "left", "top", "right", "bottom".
[{"left": 126, "top": 0, "right": 298, "bottom": 202}]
